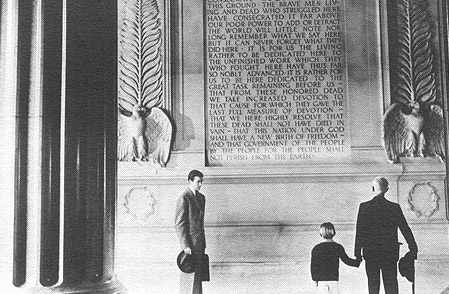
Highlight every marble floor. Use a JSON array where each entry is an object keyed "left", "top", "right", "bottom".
[{"left": 116, "top": 260, "right": 449, "bottom": 294}]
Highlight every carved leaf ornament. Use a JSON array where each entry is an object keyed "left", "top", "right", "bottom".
[
  {"left": 396, "top": 0, "right": 436, "bottom": 105},
  {"left": 118, "top": 0, "right": 173, "bottom": 166},
  {"left": 123, "top": 187, "right": 157, "bottom": 222},
  {"left": 382, "top": 0, "right": 445, "bottom": 163},
  {"left": 120, "top": 0, "right": 162, "bottom": 109},
  {"left": 406, "top": 182, "right": 439, "bottom": 218}
]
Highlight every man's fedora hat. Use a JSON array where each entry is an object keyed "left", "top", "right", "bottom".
[
  {"left": 177, "top": 251, "right": 196, "bottom": 273},
  {"left": 399, "top": 251, "right": 416, "bottom": 283}
]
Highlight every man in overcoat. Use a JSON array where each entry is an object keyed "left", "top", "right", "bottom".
[
  {"left": 355, "top": 176, "right": 418, "bottom": 294},
  {"left": 175, "top": 170, "right": 206, "bottom": 294}
]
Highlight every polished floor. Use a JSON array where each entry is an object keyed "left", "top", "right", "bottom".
[{"left": 116, "top": 259, "right": 449, "bottom": 294}]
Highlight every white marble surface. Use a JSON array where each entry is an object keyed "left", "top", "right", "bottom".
[
  {"left": 116, "top": 223, "right": 449, "bottom": 293},
  {"left": 115, "top": 260, "right": 449, "bottom": 294}
]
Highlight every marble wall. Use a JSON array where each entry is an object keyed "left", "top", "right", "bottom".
[
  {"left": 0, "top": 0, "right": 447, "bottom": 292},
  {"left": 116, "top": 0, "right": 449, "bottom": 270}
]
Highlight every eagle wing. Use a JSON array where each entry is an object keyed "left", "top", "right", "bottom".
[
  {"left": 383, "top": 103, "right": 415, "bottom": 163},
  {"left": 423, "top": 104, "right": 445, "bottom": 161},
  {"left": 118, "top": 111, "right": 136, "bottom": 161},
  {"left": 145, "top": 107, "right": 172, "bottom": 167}
]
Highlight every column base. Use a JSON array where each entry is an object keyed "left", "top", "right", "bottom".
[{"left": 29, "top": 278, "right": 127, "bottom": 294}]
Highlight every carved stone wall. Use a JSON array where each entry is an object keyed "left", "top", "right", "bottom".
[{"left": 115, "top": 0, "right": 449, "bottom": 288}]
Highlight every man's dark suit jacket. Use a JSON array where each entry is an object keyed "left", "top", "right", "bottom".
[
  {"left": 175, "top": 188, "right": 206, "bottom": 252},
  {"left": 355, "top": 195, "right": 417, "bottom": 262},
  {"left": 175, "top": 189, "right": 206, "bottom": 293}
]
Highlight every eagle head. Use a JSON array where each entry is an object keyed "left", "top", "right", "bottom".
[
  {"left": 408, "top": 101, "right": 421, "bottom": 116},
  {"left": 132, "top": 105, "right": 149, "bottom": 118},
  {"left": 400, "top": 101, "right": 421, "bottom": 116}
]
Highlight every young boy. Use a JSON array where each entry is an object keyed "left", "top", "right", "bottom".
[{"left": 311, "top": 222, "right": 360, "bottom": 294}]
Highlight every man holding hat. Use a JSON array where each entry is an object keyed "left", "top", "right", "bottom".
[
  {"left": 355, "top": 176, "right": 418, "bottom": 294},
  {"left": 175, "top": 170, "right": 207, "bottom": 294}
]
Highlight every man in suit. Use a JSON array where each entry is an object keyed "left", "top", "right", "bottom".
[
  {"left": 175, "top": 170, "right": 206, "bottom": 294},
  {"left": 355, "top": 177, "right": 418, "bottom": 294}
]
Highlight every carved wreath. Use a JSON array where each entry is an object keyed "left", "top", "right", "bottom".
[
  {"left": 382, "top": 0, "right": 445, "bottom": 163},
  {"left": 406, "top": 182, "right": 439, "bottom": 218},
  {"left": 123, "top": 187, "right": 157, "bottom": 221},
  {"left": 118, "top": 0, "right": 173, "bottom": 167}
]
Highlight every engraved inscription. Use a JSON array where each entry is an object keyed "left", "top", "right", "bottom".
[{"left": 206, "top": 0, "right": 350, "bottom": 165}]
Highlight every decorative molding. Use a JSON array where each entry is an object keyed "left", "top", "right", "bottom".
[
  {"left": 117, "top": 163, "right": 409, "bottom": 186},
  {"left": 123, "top": 187, "right": 157, "bottom": 222},
  {"left": 118, "top": 0, "right": 173, "bottom": 166},
  {"left": 406, "top": 182, "right": 439, "bottom": 218}
]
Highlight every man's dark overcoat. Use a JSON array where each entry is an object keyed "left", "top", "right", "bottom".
[
  {"left": 175, "top": 188, "right": 206, "bottom": 294},
  {"left": 355, "top": 195, "right": 417, "bottom": 261},
  {"left": 355, "top": 194, "right": 418, "bottom": 294}
]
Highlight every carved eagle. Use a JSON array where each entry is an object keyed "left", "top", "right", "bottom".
[
  {"left": 382, "top": 0, "right": 445, "bottom": 163},
  {"left": 118, "top": 0, "right": 172, "bottom": 166},
  {"left": 118, "top": 105, "right": 172, "bottom": 165},
  {"left": 383, "top": 102, "right": 444, "bottom": 163}
]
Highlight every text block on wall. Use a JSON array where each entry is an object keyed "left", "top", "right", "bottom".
[{"left": 205, "top": 0, "right": 351, "bottom": 166}]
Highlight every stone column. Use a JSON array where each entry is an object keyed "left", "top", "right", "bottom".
[
  {"left": 442, "top": 0, "right": 449, "bottom": 293},
  {"left": 441, "top": 0, "right": 449, "bottom": 222},
  {"left": 1, "top": 0, "right": 125, "bottom": 293},
  {"left": 0, "top": 0, "right": 21, "bottom": 293},
  {"left": 438, "top": 0, "right": 449, "bottom": 293}
]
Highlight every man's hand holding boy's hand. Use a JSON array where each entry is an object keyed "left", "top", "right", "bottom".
[{"left": 355, "top": 256, "right": 363, "bottom": 267}]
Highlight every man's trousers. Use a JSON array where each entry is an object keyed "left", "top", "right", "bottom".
[{"left": 365, "top": 260, "right": 398, "bottom": 294}]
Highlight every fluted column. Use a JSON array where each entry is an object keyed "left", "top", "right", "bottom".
[
  {"left": 441, "top": 0, "right": 449, "bottom": 222},
  {"left": 0, "top": 0, "right": 21, "bottom": 293},
  {"left": 1, "top": 0, "right": 126, "bottom": 293},
  {"left": 437, "top": 0, "right": 449, "bottom": 292}
]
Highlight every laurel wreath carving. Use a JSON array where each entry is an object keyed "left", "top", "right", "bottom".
[
  {"left": 406, "top": 182, "right": 439, "bottom": 218},
  {"left": 119, "top": 0, "right": 163, "bottom": 110},
  {"left": 395, "top": 0, "right": 437, "bottom": 105},
  {"left": 123, "top": 187, "right": 157, "bottom": 222}
]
